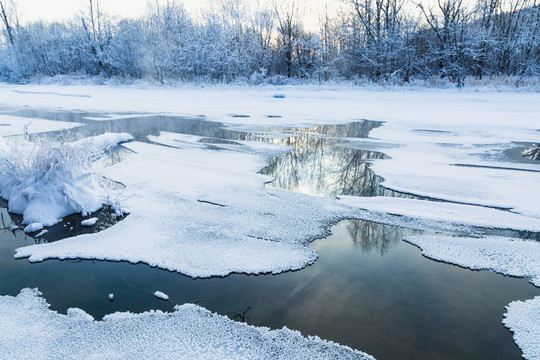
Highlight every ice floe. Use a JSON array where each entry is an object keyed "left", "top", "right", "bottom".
[
  {"left": 503, "top": 296, "right": 540, "bottom": 360},
  {"left": 14, "top": 131, "right": 540, "bottom": 278},
  {"left": 154, "top": 291, "right": 169, "bottom": 301},
  {"left": 404, "top": 235, "right": 540, "bottom": 287},
  {"left": 0, "top": 288, "right": 373, "bottom": 360},
  {"left": 339, "top": 196, "right": 540, "bottom": 233},
  {"left": 81, "top": 218, "right": 98, "bottom": 227}
]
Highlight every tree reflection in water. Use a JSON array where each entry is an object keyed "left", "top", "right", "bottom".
[
  {"left": 258, "top": 121, "right": 391, "bottom": 197},
  {"left": 345, "top": 219, "right": 428, "bottom": 255}
]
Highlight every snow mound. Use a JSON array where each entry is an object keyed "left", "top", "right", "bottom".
[
  {"left": 0, "top": 133, "right": 133, "bottom": 226},
  {"left": 0, "top": 288, "right": 374, "bottom": 360},
  {"left": 81, "top": 218, "right": 98, "bottom": 227},
  {"left": 404, "top": 235, "right": 540, "bottom": 286},
  {"left": 154, "top": 291, "right": 169, "bottom": 301},
  {"left": 24, "top": 222, "right": 43, "bottom": 233},
  {"left": 503, "top": 296, "right": 540, "bottom": 360}
]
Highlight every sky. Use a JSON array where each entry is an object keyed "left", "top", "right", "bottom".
[
  {"left": 12, "top": 0, "right": 340, "bottom": 25},
  {"left": 10, "top": 0, "right": 476, "bottom": 31}
]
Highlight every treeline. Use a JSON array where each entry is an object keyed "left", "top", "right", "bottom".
[{"left": 0, "top": 0, "right": 539, "bottom": 86}]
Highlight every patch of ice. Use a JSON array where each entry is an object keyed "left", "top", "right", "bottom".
[
  {"left": 23, "top": 222, "right": 43, "bottom": 233},
  {"left": 503, "top": 296, "right": 540, "bottom": 360},
  {"left": 0, "top": 115, "right": 83, "bottom": 137},
  {"left": 154, "top": 291, "right": 169, "bottom": 301},
  {"left": 0, "top": 288, "right": 374, "bottom": 360},
  {"left": 404, "top": 235, "right": 540, "bottom": 287},
  {"left": 35, "top": 230, "right": 48, "bottom": 238},
  {"left": 81, "top": 218, "right": 98, "bottom": 227},
  {"left": 72, "top": 132, "right": 133, "bottom": 150},
  {"left": 339, "top": 196, "right": 540, "bottom": 233},
  {"left": 82, "top": 114, "right": 155, "bottom": 121}
]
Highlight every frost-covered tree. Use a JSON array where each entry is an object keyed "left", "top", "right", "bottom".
[
  {"left": 0, "top": 0, "right": 538, "bottom": 83},
  {"left": 417, "top": 0, "right": 474, "bottom": 86}
]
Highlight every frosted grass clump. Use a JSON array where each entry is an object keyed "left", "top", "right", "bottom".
[{"left": 0, "top": 133, "right": 133, "bottom": 227}]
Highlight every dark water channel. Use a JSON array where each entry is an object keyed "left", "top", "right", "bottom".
[{"left": 0, "top": 109, "right": 538, "bottom": 360}]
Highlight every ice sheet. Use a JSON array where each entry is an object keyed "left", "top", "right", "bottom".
[
  {"left": 0, "top": 114, "right": 83, "bottom": 136},
  {"left": 339, "top": 196, "right": 540, "bottom": 233},
  {"left": 1, "top": 84, "right": 538, "bottom": 220},
  {"left": 0, "top": 288, "right": 373, "bottom": 360},
  {"left": 404, "top": 235, "right": 540, "bottom": 286},
  {"left": 503, "top": 297, "right": 540, "bottom": 360},
  {"left": 15, "top": 140, "right": 347, "bottom": 277}
]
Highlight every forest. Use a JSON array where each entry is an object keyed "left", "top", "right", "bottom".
[{"left": 0, "top": 0, "right": 539, "bottom": 86}]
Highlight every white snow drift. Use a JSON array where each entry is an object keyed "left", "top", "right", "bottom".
[
  {"left": 0, "top": 288, "right": 374, "bottom": 360},
  {"left": 0, "top": 133, "right": 132, "bottom": 227}
]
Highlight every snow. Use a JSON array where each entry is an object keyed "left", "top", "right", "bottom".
[
  {"left": 0, "top": 132, "right": 133, "bottom": 226},
  {"left": 35, "top": 230, "right": 48, "bottom": 238},
  {"left": 82, "top": 114, "right": 156, "bottom": 121},
  {"left": 1, "top": 84, "right": 539, "bottom": 360},
  {"left": 404, "top": 235, "right": 540, "bottom": 287},
  {"left": 339, "top": 196, "right": 540, "bottom": 233},
  {"left": 0, "top": 114, "right": 83, "bottom": 137},
  {"left": 503, "top": 297, "right": 540, "bottom": 360},
  {"left": 154, "top": 291, "right": 169, "bottom": 301},
  {"left": 14, "top": 139, "right": 341, "bottom": 277},
  {"left": 81, "top": 218, "right": 98, "bottom": 227},
  {"left": 1, "top": 84, "right": 538, "bottom": 221},
  {"left": 72, "top": 132, "right": 133, "bottom": 150},
  {"left": 23, "top": 222, "right": 43, "bottom": 233},
  {"left": 0, "top": 288, "right": 374, "bottom": 360},
  {"left": 2, "top": 90, "right": 540, "bottom": 275}
]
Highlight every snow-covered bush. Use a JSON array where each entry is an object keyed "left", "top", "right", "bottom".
[{"left": 0, "top": 133, "right": 133, "bottom": 227}]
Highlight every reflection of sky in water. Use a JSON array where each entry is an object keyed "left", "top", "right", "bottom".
[
  {"left": 0, "top": 109, "right": 538, "bottom": 360},
  {"left": 1, "top": 218, "right": 536, "bottom": 360}
]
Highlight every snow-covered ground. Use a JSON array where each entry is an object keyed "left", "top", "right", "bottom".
[
  {"left": 0, "top": 288, "right": 373, "bottom": 360},
  {"left": 1, "top": 84, "right": 539, "bottom": 358}
]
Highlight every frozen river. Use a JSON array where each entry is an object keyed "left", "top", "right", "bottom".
[{"left": 1, "top": 109, "right": 538, "bottom": 359}]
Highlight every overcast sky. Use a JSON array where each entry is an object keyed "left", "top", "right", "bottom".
[
  {"left": 13, "top": 0, "right": 340, "bottom": 23},
  {"left": 11, "top": 0, "right": 470, "bottom": 30}
]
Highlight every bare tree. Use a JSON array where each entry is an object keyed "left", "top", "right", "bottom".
[
  {"left": 274, "top": 0, "right": 302, "bottom": 77},
  {"left": 417, "top": 0, "right": 473, "bottom": 86},
  {"left": 0, "top": 0, "right": 16, "bottom": 45}
]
